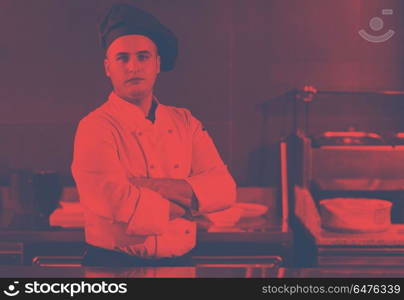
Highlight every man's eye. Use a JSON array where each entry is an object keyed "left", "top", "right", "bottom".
[
  {"left": 117, "top": 56, "right": 128, "bottom": 62},
  {"left": 138, "top": 54, "right": 150, "bottom": 61}
]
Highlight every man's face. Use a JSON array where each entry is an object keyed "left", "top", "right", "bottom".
[{"left": 104, "top": 34, "right": 161, "bottom": 101}]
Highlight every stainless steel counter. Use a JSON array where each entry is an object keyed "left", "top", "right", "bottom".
[
  {"left": 2, "top": 265, "right": 404, "bottom": 278},
  {"left": 0, "top": 209, "right": 293, "bottom": 266}
]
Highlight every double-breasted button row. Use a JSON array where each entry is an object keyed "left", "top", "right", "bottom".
[{"left": 149, "top": 164, "right": 180, "bottom": 170}]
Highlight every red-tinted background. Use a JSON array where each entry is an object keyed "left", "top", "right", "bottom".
[{"left": 0, "top": 0, "right": 403, "bottom": 187}]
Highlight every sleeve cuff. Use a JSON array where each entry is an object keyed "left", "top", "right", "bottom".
[
  {"left": 126, "top": 187, "right": 170, "bottom": 236},
  {"left": 184, "top": 168, "right": 236, "bottom": 214}
]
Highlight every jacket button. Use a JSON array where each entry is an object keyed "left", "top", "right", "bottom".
[
  {"left": 150, "top": 164, "right": 155, "bottom": 169},
  {"left": 168, "top": 129, "right": 173, "bottom": 134},
  {"left": 174, "top": 164, "right": 179, "bottom": 169}
]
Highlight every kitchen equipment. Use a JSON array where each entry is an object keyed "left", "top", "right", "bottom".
[
  {"left": 235, "top": 203, "right": 268, "bottom": 218},
  {"left": 32, "top": 170, "right": 63, "bottom": 218},
  {"left": 9, "top": 169, "right": 35, "bottom": 215},
  {"left": 204, "top": 203, "right": 269, "bottom": 227},
  {"left": 9, "top": 169, "right": 62, "bottom": 227},
  {"left": 394, "top": 132, "right": 404, "bottom": 145},
  {"left": 49, "top": 201, "right": 84, "bottom": 228},
  {"left": 282, "top": 89, "right": 404, "bottom": 266},
  {"left": 312, "top": 131, "right": 384, "bottom": 147},
  {"left": 204, "top": 206, "right": 243, "bottom": 227},
  {"left": 319, "top": 198, "right": 392, "bottom": 233}
]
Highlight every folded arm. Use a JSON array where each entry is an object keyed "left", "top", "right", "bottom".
[
  {"left": 183, "top": 111, "right": 237, "bottom": 213},
  {"left": 71, "top": 117, "right": 183, "bottom": 236},
  {"left": 129, "top": 177, "right": 197, "bottom": 210},
  {"left": 130, "top": 110, "right": 237, "bottom": 215}
]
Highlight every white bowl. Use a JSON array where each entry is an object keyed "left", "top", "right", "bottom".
[
  {"left": 320, "top": 198, "right": 392, "bottom": 233},
  {"left": 204, "top": 206, "right": 243, "bottom": 226},
  {"left": 235, "top": 203, "right": 268, "bottom": 218}
]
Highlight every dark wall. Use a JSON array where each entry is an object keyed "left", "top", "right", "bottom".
[{"left": 0, "top": 0, "right": 403, "bottom": 186}]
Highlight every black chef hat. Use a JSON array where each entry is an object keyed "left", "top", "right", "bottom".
[{"left": 99, "top": 3, "right": 178, "bottom": 71}]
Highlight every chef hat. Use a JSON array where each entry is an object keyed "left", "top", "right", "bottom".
[{"left": 99, "top": 3, "right": 178, "bottom": 71}]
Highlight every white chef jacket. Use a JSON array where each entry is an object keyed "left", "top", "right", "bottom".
[{"left": 71, "top": 92, "right": 236, "bottom": 258}]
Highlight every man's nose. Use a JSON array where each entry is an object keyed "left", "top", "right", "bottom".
[{"left": 127, "top": 57, "right": 141, "bottom": 72}]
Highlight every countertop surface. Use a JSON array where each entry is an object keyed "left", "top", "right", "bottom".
[
  {"left": 0, "top": 209, "right": 294, "bottom": 266},
  {"left": 2, "top": 265, "right": 404, "bottom": 278},
  {"left": 0, "top": 209, "right": 292, "bottom": 244}
]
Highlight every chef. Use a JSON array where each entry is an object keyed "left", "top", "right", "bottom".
[{"left": 71, "top": 3, "right": 236, "bottom": 266}]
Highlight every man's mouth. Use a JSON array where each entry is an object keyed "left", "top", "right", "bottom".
[{"left": 126, "top": 77, "right": 145, "bottom": 84}]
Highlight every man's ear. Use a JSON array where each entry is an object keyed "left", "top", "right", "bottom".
[
  {"left": 104, "top": 57, "right": 111, "bottom": 77},
  {"left": 157, "top": 55, "right": 161, "bottom": 74}
]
